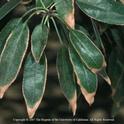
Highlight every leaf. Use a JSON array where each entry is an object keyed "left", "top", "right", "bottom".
[
  {"left": 69, "top": 29, "right": 106, "bottom": 73},
  {"left": 0, "top": 0, "right": 21, "bottom": 20},
  {"left": 54, "top": 0, "right": 75, "bottom": 28},
  {"left": 23, "top": 53, "right": 47, "bottom": 118},
  {"left": 57, "top": 47, "right": 77, "bottom": 115},
  {"left": 76, "top": 0, "right": 124, "bottom": 25},
  {"left": 36, "top": 0, "right": 53, "bottom": 8},
  {"left": 0, "top": 18, "right": 20, "bottom": 54},
  {"left": 98, "top": 68, "right": 111, "bottom": 85},
  {"left": 69, "top": 47, "right": 97, "bottom": 105},
  {"left": 59, "top": 24, "right": 70, "bottom": 46},
  {"left": 31, "top": 23, "right": 49, "bottom": 63},
  {"left": 0, "top": 22, "right": 29, "bottom": 98}
]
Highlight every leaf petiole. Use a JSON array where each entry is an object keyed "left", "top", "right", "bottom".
[{"left": 51, "top": 17, "right": 63, "bottom": 45}]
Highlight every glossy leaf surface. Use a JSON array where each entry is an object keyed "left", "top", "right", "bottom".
[
  {"left": 69, "top": 29, "right": 106, "bottom": 73},
  {"left": 77, "top": 0, "right": 124, "bottom": 25}
]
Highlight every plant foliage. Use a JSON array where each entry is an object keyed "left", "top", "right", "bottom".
[{"left": 0, "top": 0, "right": 124, "bottom": 118}]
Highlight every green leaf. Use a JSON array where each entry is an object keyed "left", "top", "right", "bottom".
[
  {"left": 76, "top": 0, "right": 124, "bottom": 25},
  {"left": 54, "top": 0, "right": 73, "bottom": 16},
  {"left": 23, "top": 53, "right": 47, "bottom": 119},
  {"left": 69, "top": 29, "right": 106, "bottom": 73},
  {"left": 0, "top": 22, "right": 29, "bottom": 98},
  {"left": 0, "top": 0, "right": 21, "bottom": 20},
  {"left": 54, "top": 0, "right": 75, "bottom": 28},
  {"left": 59, "top": 24, "right": 70, "bottom": 46},
  {"left": 57, "top": 47, "right": 77, "bottom": 115},
  {"left": 36, "top": 0, "right": 53, "bottom": 8},
  {"left": 69, "top": 47, "right": 97, "bottom": 105},
  {"left": 0, "top": 18, "right": 20, "bottom": 54},
  {"left": 31, "top": 23, "right": 49, "bottom": 63}
]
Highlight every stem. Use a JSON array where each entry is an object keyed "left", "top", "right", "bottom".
[
  {"left": 39, "top": 0, "right": 49, "bottom": 11},
  {"left": 22, "top": 7, "right": 45, "bottom": 19},
  {"left": 51, "top": 0, "right": 61, "bottom": 9},
  {"left": 46, "top": 18, "right": 50, "bottom": 29},
  {"left": 41, "top": 16, "right": 50, "bottom": 29},
  {"left": 44, "top": 15, "right": 49, "bottom": 25},
  {"left": 51, "top": 17, "right": 63, "bottom": 45},
  {"left": 49, "top": 2, "right": 56, "bottom": 9},
  {"left": 41, "top": 15, "right": 46, "bottom": 25},
  {"left": 24, "top": 13, "right": 36, "bottom": 24},
  {"left": 24, "top": 10, "right": 45, "bottom": 24},
  {"left": 17, "top": 7, "right": 46, "bottom": 24}
]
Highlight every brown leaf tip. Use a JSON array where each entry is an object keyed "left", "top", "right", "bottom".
[
  {"left": 104, "top": 76, "right": 111, "bottom": 85},
  {"left": 65, "top": 0, "right": 75, "bottom": 29},
  {"left": 77, "top": 78, "right": 80, "bottom": 85},
  {"left": 27, "top": 100, "right": 41, "bottom": 119},
  {"left": 103, "top": 61, "right": 107, "bottom": 68},
  {"left": 65, "top": 11, "right": 75, "bottom": 29},
  {"left": 91, "top": 61, "right": 107, "bottom": 74},
  {"left": 81, "top": 87, "right": 96, "bottom": 106},
  {"left": 0, "top": 85, "right": 10, "bottom": 99},
  {"left": 69, "top": 91, "right": 77, "bottom": 116}
]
